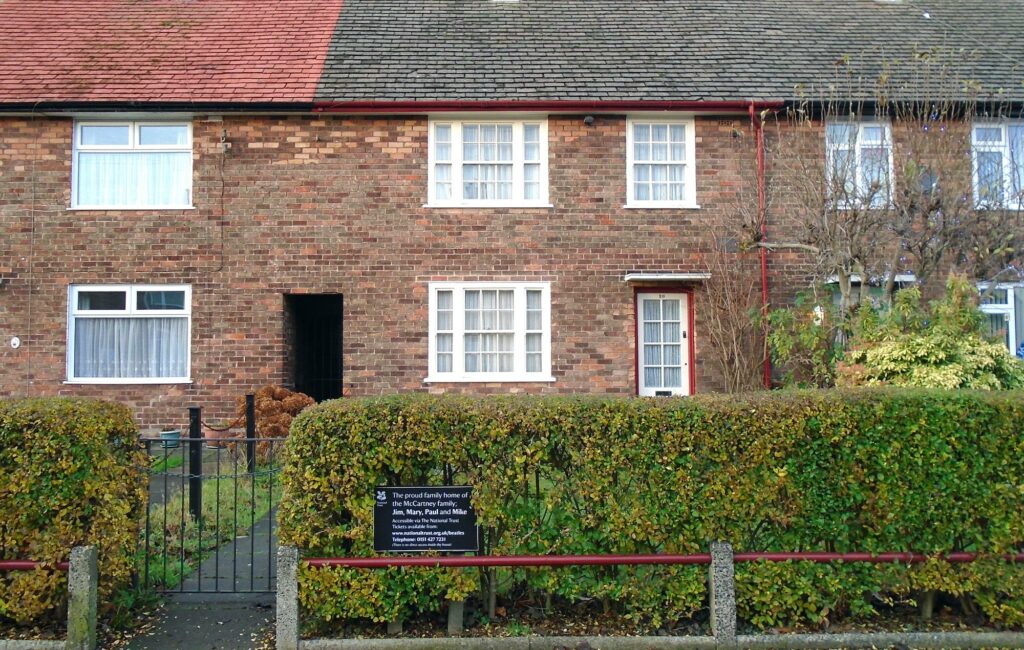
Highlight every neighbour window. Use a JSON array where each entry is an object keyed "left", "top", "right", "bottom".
[
  {"left": 427, "top": 282, "right": 552, "bottom": 382},
  {"left": 428, "top": 119, "right": 548, "bottom": 206},
  {"left": 979, "top": 284, "right": 1024, "bottom": 357},
  {"left": 73, "top": 121, "right": 193, "bottom": 209},
  {"left": 825, "top": 121, "right": 892, "bottom": 208},
  {"left": 626, "top": 119, "right": 697, "bottom": 208},
  {"left": 68, "top": 285, "right": 191, "bottom": 383},
  {"left": 972, "top": 122, "right": 1024, "bottom": 209}
]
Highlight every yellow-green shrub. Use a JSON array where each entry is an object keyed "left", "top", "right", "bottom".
[
  {"left": 279, "top": 390, "right": 1024, "bottom": 629},
  {"left": 0, "top": 398, "right": 146, "bottom": 623}
]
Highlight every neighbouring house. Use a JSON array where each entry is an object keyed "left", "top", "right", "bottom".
[{"left": 0, "top": 0, "right": 1022, "bottom": 428}]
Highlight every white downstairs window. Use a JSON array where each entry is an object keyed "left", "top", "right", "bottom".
[
  {"left": 979, "top": 283, "right": 1024, "bottom": 356},
  {"left": 973, "top": 122, "right": 1024, "bottom": 209},
  {"left": 428, "top": 119, "right": 548, "bottom": 207},
  {"left": 73, "top": 121, "right": 193, "bottom": 209},
  {"left": 427, "top": 282, "right": 553, "bottom": 382},
  {"left": 67, "top": 284, "right": 191, "bottom": 383}
]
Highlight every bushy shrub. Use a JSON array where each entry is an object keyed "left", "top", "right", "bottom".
[
  {"left": 232, "top": 385, "right": 314, "bottom": 460},
  {"left": 839, "top": 277, "right": 1024, "bottom": 389},
  {"left": 280, "top": 390, "right": 1024, "bottom": 630},
  {"left": 0, "top": 398, "right": 146, "bottom": 623},
  {"left": 235, "top": 385, "right": 315, "bottom": 439}
]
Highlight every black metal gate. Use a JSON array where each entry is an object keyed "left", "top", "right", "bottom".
[{"left": 138, "top": 396, "right": 282, "bottom": 593}]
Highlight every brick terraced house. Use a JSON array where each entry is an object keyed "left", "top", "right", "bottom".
[{"left": 1, "top": 0, "right": 1022, "bottom": 429}]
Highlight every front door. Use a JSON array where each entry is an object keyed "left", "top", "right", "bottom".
[{"left": 637, "top": 292, "right": 690, "bottom": 396}]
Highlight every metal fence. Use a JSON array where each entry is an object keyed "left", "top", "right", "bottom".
[{"left": 139, "top": 397, "right": 282, "bottom": 593}]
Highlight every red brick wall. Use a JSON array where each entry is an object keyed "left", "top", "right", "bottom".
[{"left": 0, "top": 113, "right": 813, "bottom": 430}]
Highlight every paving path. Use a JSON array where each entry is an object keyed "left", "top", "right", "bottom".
[{"left": 128, "top": 513, "right": 277, "bottom": 649}]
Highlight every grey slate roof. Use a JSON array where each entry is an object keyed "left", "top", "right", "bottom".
[{"left": 316, "top": 0, "right": 1024, "bottom": 103}]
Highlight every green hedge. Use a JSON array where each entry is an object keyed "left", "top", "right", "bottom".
[
  {"left": 0, "top": 398, "right": 146, "bottom": 623},
  {"left": 279, "top": 390, "right": 1024, "bottom": 629}
]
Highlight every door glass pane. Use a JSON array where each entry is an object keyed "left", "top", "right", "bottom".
[
  {"left": 662, "top": 299, "right": 680, "bottom": 321},
  {"left": 644, "top": 367, "right": 662, "bottom": 388},
  {"left": 643, "top": 322, "right": 661, "bottom": 343},
  {"left": 664, "top": 344, "right": 681, "bottom": 365},
  {"left": 642, "top": 299, "right": 660, "bottom": 321},
  {"left": 644, "top": 345, "right": 661, "bottom": 365},
  {"left": 663, "top": 367, "right": 682, "bottom": 388},
  {"left": 663, "top": 322, "right": 681, "bottom": 343}
]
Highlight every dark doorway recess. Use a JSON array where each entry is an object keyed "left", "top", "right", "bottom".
[{"left": 285, "top": 294, "right": 343, "bottom": 402}]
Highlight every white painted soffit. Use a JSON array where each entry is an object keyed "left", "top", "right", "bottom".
[{"left": 623, "top": 272, "right": 712, "bottom": 283}]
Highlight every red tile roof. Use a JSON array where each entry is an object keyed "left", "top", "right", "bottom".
[{"left": 0, "top": 0, "right": 344, "bottom": 105}]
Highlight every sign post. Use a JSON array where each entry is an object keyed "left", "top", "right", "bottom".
[{"left": 373, "top": 486, "right": 479, "bottom": 553}]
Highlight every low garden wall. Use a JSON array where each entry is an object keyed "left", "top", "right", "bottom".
[
  {"left": 278, "top": 389, "right": 1024, "bottom": 631},
  {"left": 0, "top": 398, "right": 146, "bottom": 625}
]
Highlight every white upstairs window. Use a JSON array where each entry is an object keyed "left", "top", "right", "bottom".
[
  {"left": 825, "top": 121, "right": 893, "bottom": 208},
  {"left": 626, "top": 118, "right": 698, "bottom": 208},
  {"left": 428, "top": 119, "right": 548, "bottom": 207},
  {"left": 67, "top": 284, "right": 191, "bottom": 383},
  {"left": 73, "top": 121, "right": 193, "bottom": 209},
  {"left": 973, "top": 122, "right": 1024, "bottom": 209},
  {"left": 427, "top": 282, "right": 553, "bottom": 382}
]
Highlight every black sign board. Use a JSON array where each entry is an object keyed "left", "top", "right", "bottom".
[{"left": 373, "top": 486, "right": 479, "bottom": 553}]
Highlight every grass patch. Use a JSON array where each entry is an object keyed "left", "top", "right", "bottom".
[
  {"left": 139, "top": 468, "right": 282, "bottom": 590},
  {"left": 149, "top": 451, "right": 184, "bottom": 473}
]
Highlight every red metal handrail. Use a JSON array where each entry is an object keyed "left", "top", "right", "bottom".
[
  {"left": 305, "top": 551, "right": 1024, "bottom": 569},
  {"left": 306, "top": 554, "right": 712, "bottom": 569},
  {"left": 0, "top": 560, "right": 70, "bottom": 571}
]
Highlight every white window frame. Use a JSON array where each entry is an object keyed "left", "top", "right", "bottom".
[
  {"left": 625, "top": 117, "right": 698, "bottom": 209},
  {"left": 71, "top": 120, "right": 194, "bottom": 210},
  {"left": 66, "top": 284, "right": 192, "bottom": 384},
  {"left": 825, "top": 120, "right": 894, "bottom": 209},
  {"left": 426, "top": 282, "right": 554, "bottom": 383},
  {"left": 978, "top": 282, "right": 1021, "bottom": 354},
  {"left": 636, "top": 291, "right": 692, "bottom": 397},
  {"left": 426, "top": 118, "right": 550, "bottom": 208},
  {"left": 972, "top": 121, "right": 1024, "bottom": 210}
]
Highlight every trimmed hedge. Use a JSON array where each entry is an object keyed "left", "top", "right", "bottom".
[
  {"left": 279, "top": 390, "right": 1024, "bottom": 629},
  {"left": 0, "top": 398, "right": 146, "bottom": 623}
]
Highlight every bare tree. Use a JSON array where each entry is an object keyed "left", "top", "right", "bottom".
[
  {"left": 744, "top": 49, "right": 1023, "bottom": 325},
  {"left": 701, "top": 234, "right": 765, "bottom": 393}
]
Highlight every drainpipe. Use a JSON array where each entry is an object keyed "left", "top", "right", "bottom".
[{"left": 749, "top": 102, "right": 772, "bottom": 389}]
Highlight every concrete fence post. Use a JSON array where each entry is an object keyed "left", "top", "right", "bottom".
[
  {"left": 709, "top": 541, "right": 737, "bottom": 648},
  {"left": 277, "top": 545, "right": 300, "bottom": 650},
  {"left": 65, "top": 546, "right": 97, "bottom": 650}
]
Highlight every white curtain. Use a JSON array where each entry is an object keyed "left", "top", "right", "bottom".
[
  {"left": 77, "top": 152, "right": 191, "bottom": 207},
  {"left": 74, "top": 317, "right": 188, "bottom": 378}
]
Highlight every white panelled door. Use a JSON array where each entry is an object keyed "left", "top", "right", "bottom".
[{"left": 637, "top": 292, "right": 690, "bottom": 396}]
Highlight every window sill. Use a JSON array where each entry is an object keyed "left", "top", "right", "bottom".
[
  {"left": 623, "top": 203, "right": 701, "bottom": 210},
  {"left": 67, "top": 205, "right": 196, "bottom": 211},
  {"left": 424, "top": 375, "right": 556, "bottom": 384},
  {"left": 64, "top": 378, "right": 193, "bottom": 385},
  {"left": 423, "top": 203, "right": 555, "bottom": 209}
]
